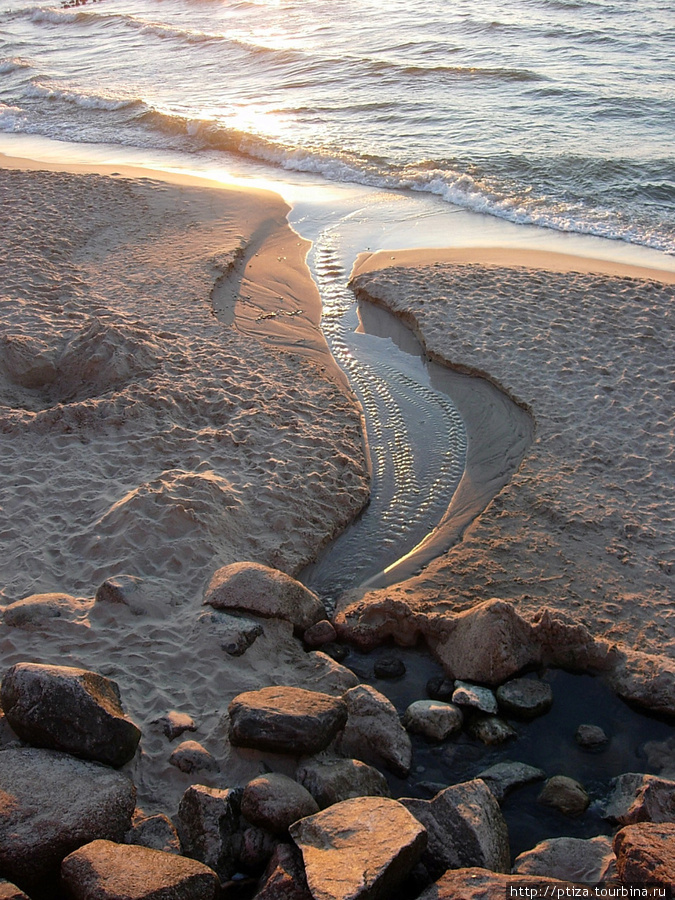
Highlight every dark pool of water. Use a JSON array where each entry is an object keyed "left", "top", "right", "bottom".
[{"left": 340, "top": 642, "right": 675, "bottom": 860}]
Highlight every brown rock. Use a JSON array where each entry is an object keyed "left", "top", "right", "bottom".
[
  {"left": 228, "top": 686, "right": 347, "bottom": 756},
  {"left": 289, "top": 796, "right": 426, "bottom": 900},
  {"left": 175, "top": 784, "right": 241, "bottom": 881},
  {"left": 0, "top": 884, "right": 31, "bottom": 900},
  {"left": 338, "top": 684, "right": 412, "bottom": 777},
  {"left": 2, "top": 592, "right": 92, "bottom": 629},
  {"left": 303, "top": 620, "right": 337, "bottom": 648},
  {"left": 1, "top": 663, "right": 140, "bottom": 767},
  {"left": 204, "top": 562, "right": 325, "bottom": 631},
  {"left": 296, "top": 758, "right": 391, "bottom": 808},
  {"left": 538, "top": 775, "right": 590, "bottom": 817},
  {"left": 255, "top": 843, "right": 312, "bottom": 900},
  {"left": 241, "top": 773, "right": 319, "bottom": 835},
  {"left": 614, "top": 823, "right": 675, "bottom": 887},
  {"left": 60, "top": 839, "right": 219, "bottom": 899},
  {"left": 154, "top": 710, "right": 197, "bottom": 742},
  {"left": 169, "top": 740, "right": 219, "bottom": 775},
  {"left": 514, "top": 835, "right": 616, "bottom": 883},
  {"left": 416, "top": 867, "right": 563, "bottom": 900},
  {"left": 609, "top": 651, "right": 675, "bottom": 718},
  {"left": 602, "top": 773, "right": 675, "bottom": 825}
]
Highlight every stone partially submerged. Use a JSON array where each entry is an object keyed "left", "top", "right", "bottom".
[
  {"left": 400, "top": 779, "right": 510, "bottom": 879},
  {"left": 289, "top": 796, "right": 426, "bottom": 900},
  {"left": 1, "top": 663, "right": 141, "bottom": 767},
  {"left": 228, "top": 686, "right": 348, "bottom": 756},
  {"left": 204, "top": 562, "right": 325, "bottom": 631},
  {"left": 0, "top": 747, "right": 135, "bottom": 895},
  {"left": 61, "top": 840, "right": 219, "bottom": 899},
  {"left": 601, "top": 773, "right": 675, "bottom": 825},
  {"left": 337, "top": 684, "right": 412, "bottom": 777}
]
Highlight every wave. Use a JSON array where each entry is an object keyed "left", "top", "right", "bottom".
[
  {"left": 0, "top": 58, "right": 33, "bottom": 75},
  {"left": 25, "top": 79, "right": 146, "bottom": 112}
]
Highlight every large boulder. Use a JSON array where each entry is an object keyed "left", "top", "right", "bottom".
[
  {"left": 416, "top": 868, "right": 562, "bottom": 900},
  {"left": 254, "top": 843, "right": 313, "bottom": 900},
  {"left": 513, "top": 835, "right": 616, "bottom": 883},
  {"left": 337, "top": 685, "right": 412, "bottom": 777},
  {"left": 289, "top": 796, "right": 426, "bottom": 900},
  {"left": 613, "top": 823, "right": 675, "bottom": 887},
  {"left": 296, "top": 758, "right": 391, "bottom": 808},
  {"left": 60, "top": 840, "right": 219, "bottom": 899},
  {"left": 0, "top": 747, "right": 135, "bottom": 895},
  {"left": 426, "top": 600, "right": 539, "bottom": 686},
  {"left": 601, "top": 773, "right": 675, "bottom": 825},
  {"left": 609, "top": 651, "right": 675, "bottom": 717},
  {"left": 1, "top": 663, "right": 141, "bottom": 767},
  {"left": 204, "top": 562, "right": 325, "bottom": 631},
  {"left": 175, "top": 785, "right": 241, "bottom": 881},
  {"left": 400, "top": 779, "right": 510, "bottom": 879},
  {"left": 241, "top": 774, "right": 319, "bottom": 835},
  {"left": 228, "top": 687, "right": 348, "bottom": 756}
]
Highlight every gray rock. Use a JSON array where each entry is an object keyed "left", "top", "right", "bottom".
[
  {"left": 176, "top": 784, "right": 241, "bottom": 881},
  {"left": 601, "top": 773, "right": 675, "bottom": 825},
  {"left": 609, "top": 651, "right": 675, "bottom": 718},
  {"left": 296, "top": 758, "right": 391, "bottom": 808},
  {"left": 154, "top": 710, "right": 197, "bottom": 741},
  {"left": 468, "top": 715, "right": 516, "bottom": 746},
  {"left": 452, "top": 682, "right": 498, "bottom": 715},
  {"left": 426, "top": 676, "right": 456, "bottom": 702},
  {"left": 0, "top": 747, "right": 135, "bottom": 894},
  {"left": 241, "top": 773, "right": 319, "bottom": 835},
  {"left": 94, "top": 575, "right": 144, "bottom": 610},
  {"left": 303, "top": 620, "right": 337, "bottom": 648},
  {"left": 576, "top": 724, "right": 608, "bottom": 749},
  {"left": 613, "top": 822, "right": 675, "bottom": 888},
  {"left": 643, "top": 736, "right": 675, "bottom": 779},
  {"left": 290, "top": 797, "right": 426, "bottom": 900},
  {"left": 513, "top": 835, "right": 616, "bottom": 883},
  {"left": 415, "top": 867, "right": 562, "bottom": 900},
  {"left": 204, "top": 562, "right": 325, "bottom": 631},
  {"left": 228, "top": 686, "right": 348, "bottom": 756},
  {"left": 477, "top": 761, "right": 545, "bottom": 802},
  {"left": 125, "top": 813, "right": 181, "bottom": 855},
  {"left": 537, "top": 775, "right": 590, "bottom": 817},
  {"left": 169, "top": 740, "right": 219, "bottom": 775},
  {"left": 374, "top": 656, "right": 406, "bottom": 679},
  {"left": 60, "top": 839, "right": 219, "bottom": 899},
  {"left": 401, "top": 779, "right": 510, "bottom": 878},
  {"left": 307, "top": 652, "right": 359, "bottom": 693},
  {"left": 1, "top": 662, "right": 141, "bottom": 767},
  {"left": 2, "top": 592, "right": 92, "bottom": 629},
  {"left": 254, "top": 843, "right": 312, "bottom": 900},
  {"left": 197, "top": 609, "right": 263, "bottom": 656},
  {"left": 496, "top": 678, "right": 553, "bottom": 719},
  {"left": 403, "top": 700, "right": 463, "bottom": 741},
  {"left": 338, "top": 684, "right": 412, "bottom": 777}
]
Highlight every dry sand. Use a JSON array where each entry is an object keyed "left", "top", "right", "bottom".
[
  {"left": 347, "top": 248, "right": 675, "bottom": 657},
  {"left": 0, "top": 157, "right": 369, "bottom": 813}
]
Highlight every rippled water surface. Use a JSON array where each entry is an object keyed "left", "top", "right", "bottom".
[{"left": 1, "top": 0, "right": 673, "bottom": 252}]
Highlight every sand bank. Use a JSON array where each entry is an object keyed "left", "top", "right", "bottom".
[
  {"left": 0, "top": 158, "right": 369, "bottom": 812},
  {"left": 345, "top": 248, "right": 675, "bottom": 657}
]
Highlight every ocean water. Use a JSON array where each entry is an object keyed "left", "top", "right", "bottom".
[{"left": 1, "top": 0, "right": 674, "bottom": 255}]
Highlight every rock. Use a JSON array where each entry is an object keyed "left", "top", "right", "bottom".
[
  {"left": 241, "top": 774, "right": 319, "bottom": 835},
  {"left": 2, "top": 592, "right": 92, "bottom": 629},
  {"left": 373, "top": 655, "right": 406, "bottom": 679},
  {"left": 289, "top": 796, "right": 426, "bottom": 900},
  {"left": 169, "top": 740, "right": 219, "bottom": 774},
  {"left": 338, "top": 684, "right": 412, "bottom": 777},
  {"left": 322, "top": 643, "right": 350, "bottom": 663},
  {"left": 452, "top": 682, "right": 498, "bottom": 715},
  {"left": 415, "top": 868, "right": 562, "bottom": 900},
  {"left": 197, "top": 609, "right": 263, "bottom": 656},
  {"left": 531, "top": 608, "right": 619, "bottom": 672},
  {"left": 236, "top": 825, "right": 278, "bottom": 872},
  {"left": 176, "top": 784, "right": 241, "bottom": 881},
  {"left": 609, "top": 650, "right": 675, "bottom": 718},
  {"left": 204, "top": 562, "right": 325, "bottom": 631},
  {"left": 303, "top": 620, "right": 337, "bottom": 648},
  {"left": 476, "top": 762, "right": 545, "bottom": 802},
  {"left": 643, "top": 736, "right": 675, "bottom": 779},
  {"left": 307, "top": 652, "right": 359, "bottom": 693},
  {"left": 254, "top": 843, "right": 312, "bottom": 900},
  {"left": 427, "top": 599, "right": 540, "bottom": 686},
  {"left": 154, "top": 710, "right": 197, "bottom": 741},
  {"left": 426, "top": 676, "right": 455, "bottom": 703},
  {"left": 467, "top": 715, "right": 516, "bottom": 746},
  {"left": 94, "top": 575, "right": 145, "bottom": 612},
  {"left": 513, "top": 835, "right": 616, "bottom": 883},
  {"left": 537, "top": 775, "right": 590, "bottom": 817},
  {"left": 0, "top": 747, "right": 135, "bottom": 894},
  {"left": 602, "top": 773, "right": 675, "bottom": 824},
  {"left": 400, "top": 779, "right": 510, "bottom": 879},
  {"left": 613, "top": 823, "right": 675, "bottom": 887},
  {"left": 495, "top": 678, "right": 553, "bottom": 719},
  {"left": 60, "top": 839, "right": 219, "bottom": 899},
  {"left": 125, "top": 813, "right": 181, "bottom": 854},
  {"left": 403, "top": 701, "right": 463, "bottom": 741},
  {"left": 228, "top": 687, "right": 348, "bottom": 756},
  {"left": 576, "top": 724, "right": 608, "bottom": 749},
  {"left": 0, "top": 885, "right": 31, "bottom": 900},
  {"left": 296, "top": 758, "right": 391, "bottom": 808},
  {"left": 1, "top": 662, "right": 141, "bottom": 767}
]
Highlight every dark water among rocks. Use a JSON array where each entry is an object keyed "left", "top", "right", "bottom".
[{"left": 338, "top": 642, "right": 675, "bottom": 860}]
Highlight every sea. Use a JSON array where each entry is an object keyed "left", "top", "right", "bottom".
[{"left": 1, "top": 0, "right": 674, "bottom": 259}]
